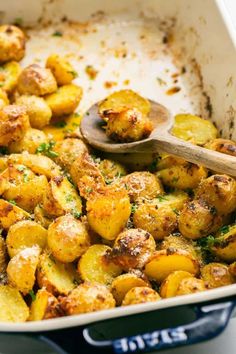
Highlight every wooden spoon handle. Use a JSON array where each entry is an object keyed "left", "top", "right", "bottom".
[{"left": 152, "top": 132, "right": 236, "bottom": 176}]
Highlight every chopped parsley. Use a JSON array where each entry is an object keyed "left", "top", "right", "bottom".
[
  {"left": 69, "top": 70, "right": 78, "bottom": 78},
  {"left": 17, "top": 165, "right": 25, "bottom": 172},
  {"left": 53, "top": 121, "right": 67, "bottom": 128},
  {"left": 73, "top": 211, "right": 82, "bottom": 219},
  {"left": 86, "top": 187, "right": 93, "bottom": 194},
  {"left": 172, "top": 177, "right": 179, "bottom": 183},
  {"left": 148, "top": 158, "right": 158, "bottom": 172},
  {"left": 157, "top": 195, "right": 167, "bottom": 202},
  {"left": 131, "top": 204, "right": 137, "bottom": 213},
  {"left": 219, "top": 225, "right": 230, "bottom": 235},
  {"left": 52, "top": 30, "right": 63, "bottom": 37},
  {"left": 36, "top": 141, "right": 58, "bottom": 158},
  {"left": 28, "top": 289, "right": 36, "bottom": 301},
  {"left": 0, "top": 147, "right": 8, "bottom": 155},
  {"left": 14, "top": 17, "right": 23, "bottom": 26},
  {"left": 156, "top": 77, "right": 167, "bottom": 86},
  {"left": 8, "top": 199, "right": 16, "bottom": 206},
  {"left": 172, "top": 208, "right": 179, "bottom": 215},
  {"left": 23, "top": 173, "right": 29, "bottom": 183},
  {"left": 65, "top": 194, "right": 74, "bottom": 202}
]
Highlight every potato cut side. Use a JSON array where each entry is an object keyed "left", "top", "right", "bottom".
[
  {"left": 0, "top": 61, "right": 21, "bottom": 92},
  {"left": 37, "top": 252, "right": 79, "bottom": 295},
  {"left": 78, "top": 244, "right": 122, "bottom": 286},
  {"left": 154, "top": 191, "right": 189, "bottom": 211},
  {"left": 145, "top": 250, "right": 199, "bottom": 282},
  {"left": 0, "top": 285, "right": 29, "bottom": 322},
  {"left": 6, "top": 220, "right": 47, "bottom": 258},
  {"left": 160, "top": 271, "right": 194, "bottom": 298},
  {"left": 0, "top": 199, "right": 30, "bottom": 229},
  {"left": 213, "top": 225, "right": 236, "bottom": 262},
  {"left": 29, "top": 288, "right": 61, "bottom": 321},
  {"left": 171, "top": 114, "right": 218, "bottom": 145},
  {"left": 111, "top": 273, "right": 150, "bottom": 305}
]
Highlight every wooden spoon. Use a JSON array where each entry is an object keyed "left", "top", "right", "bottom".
[{"left": 80, "top": 100, "right": 236, "bottom": 176}]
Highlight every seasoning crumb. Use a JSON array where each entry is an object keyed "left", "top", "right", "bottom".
[
  {"left": 156, "top": 77, "right": 167, "bottom": 86},
  {"left": 104, "top": 81, "right": 117, "bottom": 89},
  {"left": 166, "top": 86, "right": 181, "bottom": 95},
  {"left": 85, "top": 65, "right": 98, "bottom": 80},
  {"left": 123, "top": 79, "right": 130, "bottom": 85}
]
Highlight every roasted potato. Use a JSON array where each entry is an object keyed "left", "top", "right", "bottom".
[
  {"left": 106, "top": 107, "right": 153, "bottom": 142},
  {"left": 98, "top": 159, "right": 127, "bottom": 182},
  {"left": 161, "top": 235, "right": 198, "bottom": 259},
  {"left": 17, "top": 64, "right": 57, "bottom": 96},
  {"left": 34, "top": 204, "right": 52, "bottom": 229},
  {"left": 145, "top": 249, "right": 199, "bottom": 282},
  {"left": 153, "top": 191, "right": 189, "bottom": 211},
  {"left": 122, "top": 287, "right": 161, "bottom": 306},
  {"left": 206, "top": 138, "right": 236, "bottom": 157},
  {"left": 178, "top": 199, "right": 222, "bottom": 239},
  {"left": 121, "top": 171, "right": 163, "bottom": 202},
  {"left": 0, "top": 105, "right": 30, "bottom": 146},
  {"left": 156, "top": 163, "right": 207, "bottom": 190},
  {"left": 78, "top": 244, "right": 122, "bottom": 286},
  {"left": 0, "top": 236, "right": 7, "bottom": 284},
  {"left": 15, "top": 95, "right": 52, "bottom": 129},
  {"left": 86, "top": 186, "right": 131, "bottom": 240},
  {"left": 45, "top": 84, "right": 83, "bottom": 117},
  {"left": 98, "top": 89, "right": 150, "bottom": 119},
  {"left": 0, "top": 25, "right": 25, "bottom": 63},
  {"left": 7, "top": 245, "right": 41, "bottom": 294},
  {"left": 0, "top": 199, "right": 30, "bottom": 229},
  {"left": 0, "top": 285, "right": 29, "bottom": 322},
  {"left": 195, "top": 174, "right": 236, "bottom": 215},
  {"left": 48, "top": 214, "right": 90, "bottom": 263},
  {"left": 108, "top": 228, "right": 156, "bottom": 270},
  {"left": 43, "top": 112, "right": 82, "bottom": 141},
  {"left": 60, "top": 282, "right": 115, "bottom": 315},
  {"left": 160, "top": 271, "right": 193, "bottom": 298},
  {"left": 201, "top": 263, "right": 233, "bottom": 288},
  {"left": 46, "top": 54, "right": 77, "bottom": 86},
  {"left": 9, "top": 128, "right": 48, "bottom": 154},
  {"left": 0, "top": 88, "right": 9, "bottom": 110},
  {"left": 171, "top": 114, "right": 218, "bottom": 145},
  {"left": 43, "top": 176, "right": 82, "bottom": 217},
  {"left": 176, "top": 277, "right": 206, "bottom": 295},
  {"left": 156, "top": 154, "right": 186, "bottom": 171},
  {"left": 111, "top": 272, "right": 150, "bottom": 305},
  {"left": 6, "top": 220, "right": 47, "bottom": 258},
  {"left": 133, "top": 202, "right": 177, "bottom": 240},
  {"left": 37, "top": 252, "right": 78, "bottom": 295},
  {"left": 0, "top": 61, "right": 21, "bottom": 92},
  {"left": 229, "top": 262, "right": 236, "bottom": 277},
  {"left": 29, "top": 288, "right": 62, "bottom": 321}
]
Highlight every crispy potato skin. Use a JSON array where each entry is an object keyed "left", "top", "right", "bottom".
[
  {"left": 122, "top": 287, "right": 161, "bottom": 306},
  {"left": 46, "top": 54, "right": 77, "bottom": 86},
  {"left": 133, "top": 202, "right": 177, "bottom": 240},
  {"left": 176, "top": 277, "right": 206, "bottom": 295},
  {"left": 0, "top": 285, "right": 29, "bottom": 322},
  {"left": 0, "top": 199, "right": 30, "bottom": 229},
  {"left": 17, "top": 64, "right": 57, "bottom": 96},
  {"left": 98, "top": 159, "right": 127, "bottom": 181},
  {"left": 9, "top": 128, "right": 48, "bottom": 154},
  {"left": 0, "top": 88, "right": 9, "bottom": 110},
  {"left": 121, "top": 171, "right": 163, "bottom": 202},
  {"left": 29, "top": 288, "right": 63, "bottom": 321},
  {"left": 195, "top": 175, "right": 236, "bottom": 215},
  {"left": 15, "top": 95, "right": 52, "bottom": 129},
  {"left": 161, "top": 235, "right": 198, "bottom": 259},
  {"left": 206, "top": 138, "right": 236, "bottom": 157},
  {"left": 106, "top": 108, "right": 153, "bottom": 142},
  {"left": 0, "top": 236, "right": 7, "bottom": 284},
  {"left": 60, "top": 282, "right": 115, "bottom": 315},
  {"left": 201, "top": 263, "right": 234, "bottom": 288},
  {"left": 48, "top": 214, "right": 90, "bottom": 263},
  {"left": 160, "top": 271, "right": 193, "bottom": 298},
  {"left": 108, "top": 228, "right": 156, "bottom": 270},
  {"left": 178, "top": 199, "right": 222, "bottom": 239},
  {"left": 0, "top": 25, "right": 25, "bottom": 63},
  {"left": 0, "top": 105, "right": 30, "bottom": 146},
  {"left": 0, "top": 61, "right": 21, "bottom": 92}
]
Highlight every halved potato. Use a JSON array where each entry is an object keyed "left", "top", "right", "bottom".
[
  {"left": 171, "top": 114, "right": 218, "bottom": 145},
  {"left": 0, "top": 88, "right": 9, "bottom": 110},
  {"left": 8, "top": 128, "right": 48, "bottom": 154},
  {"left": 0, "top": 61, "right": 21, "bottom": 92},
  {"left": 78, "top": 244, "right": 122, "bottom": 286},
  {"left": 153, "top": 191, "right": 189, "bottom": 211},
  {"left": 0, "top": 199, "right": 30, "bottom": 229},
  {"left": 29, "top": 288, "right": 62, "bottom": 321},
  {"left": 46, "top": 54, "right": 77, "bottom": 86},
  {"left": 6, "top": 220, "right": 47, "bottom": 258},
  {"left": 201, "top": 262, "right": 234, "bottom": 288},
  {"left": 145, "top": 250, "right": 199, "bottom": 282},
  {"left": 176, "top": 277, "right": 206, "bottom": 295},
  {"left": 34, "top": 204, "right": 52, "bottom": 229},
  {"left": 0, "top": 285, "right": 29, "bottom": 322},
  {"left": 160, "top": 271, "right": 193, "bottom": 298},
  {"left": 122, "top": 287, "right": 161, "bottom": 306}
]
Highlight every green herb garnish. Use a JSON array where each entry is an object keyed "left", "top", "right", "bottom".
[
  {"left": 73, "top": 211, "right": 82, "bottom": 219},
  {"left": 219, "top": 225, "right": 230, "bottom": 235},
  {"left": 28, "top": 289, "right": 36, "bottom": 301},
  {"left": 157, "top": 195, "right": 167, "bottom": 202},
  {"left": 8, "top": 200, "right": 16, "bottom": 206},
  {"left": 36, "top": 141, "right": 58, "bottom": 158},
  {"left": 0, "top": 147, "right": 8, "bottom": 155},
  {"left": 52, "top": 30, "right": 63, "bottom": 37},
  {"left": 54, "top": 121, "right": 67, "bottom": 128},
  {"left": 131, "top": 204, "right": 137, "bottom": 213}
]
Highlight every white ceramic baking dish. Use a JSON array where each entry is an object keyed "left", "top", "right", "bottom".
[{"left": 0, "top": 0, "right": 236, "bottom": 353}]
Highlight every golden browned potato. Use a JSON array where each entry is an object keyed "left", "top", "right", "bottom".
[
  {"left": 106, "top": 108, "right": 153, "bottom": 142},
  {"left": 108, "top": 228, "right": 156, "bottom": 270},
  {"left": 48, "top": 214, "right": 90, "bottom": 263},
  {"left": 206, "top": 138, "right": 236, "bottom": 157},
  {"left": 156, "top": 163, "right": 207, "bottom": 190},
  {"left": 7, "top": 245, "right": 41, "bottom": 294},
  {"left": 111, "top": 272, "right": 150, "bottom": 305},
  {"left": 161, "top": 235, "right": 198, "bottom": 259},
  {"left": 133, "top": 202, "right": 177, "bottom": 240},
  {"left": 171, "top": 114, "right": 218, "bottom": 145},
  {"left": 160, "top": 271, "right": 194, "bottom": 298},
  {"left": 60, "top": 282, "right": 115, "bottom": 315},
  {"left": 9, "top": 128, "right": 48, "bottom": 154},
  {"left": 45, "top": 84, "right": 83, "bottom": 117},
  {"left": 34, "top": 204, "right": 52, "bottom": 229},
  {"left": 178, "top": 199, "right": 222, "bottom": 240},
  {"left": 176, "top": 277, "right": 206, "bottom": 295},
  {"left": 145, "top": 249, "right": 199, "bottom": 282},
  {"left": 153, "top": 191, "right": 189, "bottom": 211},
  {"left": 122, "top": 287, "right": 161, "bottom": 306},
  {"left": 0, "top": 61, "right": 21, "bottom": 92},
  {"left": 0, "top": 285, "right": 29, "bottom": 322},
  {"left": 46, "top": 54, "right": 77, "bottom": 86},
  {"left": 195, "top": 175, "right": 236, "bottom": 215},
  {"left": 0, "top": 199, "right": 30, "bottom": 229},
  {"left": 17, "top": 64, "right": 57, "bottom": 96},
  {"left": 78, "top": 244, "right": 122, "bottom": 286},
  {"left": 15, "top": 95, "right": 52, "bottom": 129},
  {"left": 98, "top": 159, "right": 127, "bottom": 182},
  {"left": 53, "top": 138, "right": 88, "bottom": 171},
  {"left": 86, "top": 186, "right": 131, "bottom": 240},
  {"left": 121, "top": 171, "right": 163, "bottom": 202},
  {"left": 0, "top": 105, "right": 30, "bottom": 146},
  {"left": 157, "top": 154, "right": 186, "bottom": 171},
  {"left": 0, "top": 25, "right": 25, "bottom": 63},
  {"left": 98, "top": 89, "right": 150, "bottom": 119},
  {"left": 29, "top": 288, "right": 62, "bottom": 321},
  {"left": 229, "top": 262, "right": 236, "bottom": 277},
  {"left": 0, "top": 88, "right": 9, "bottom": 110},
  {"left": 201, "top": 263, "right": 233, "bottom": 288},
  {"left": 37, "top": 252, "right": 78, "bottom": 295},
  {"left": 0, "top": 236, "right": 7, "bottom": 284},
  {"left": 6, "top": 220, "right": 47, "bottom": 258},
  {"left": 43, "top": 176, "right": 82, "bottom": 218}
]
